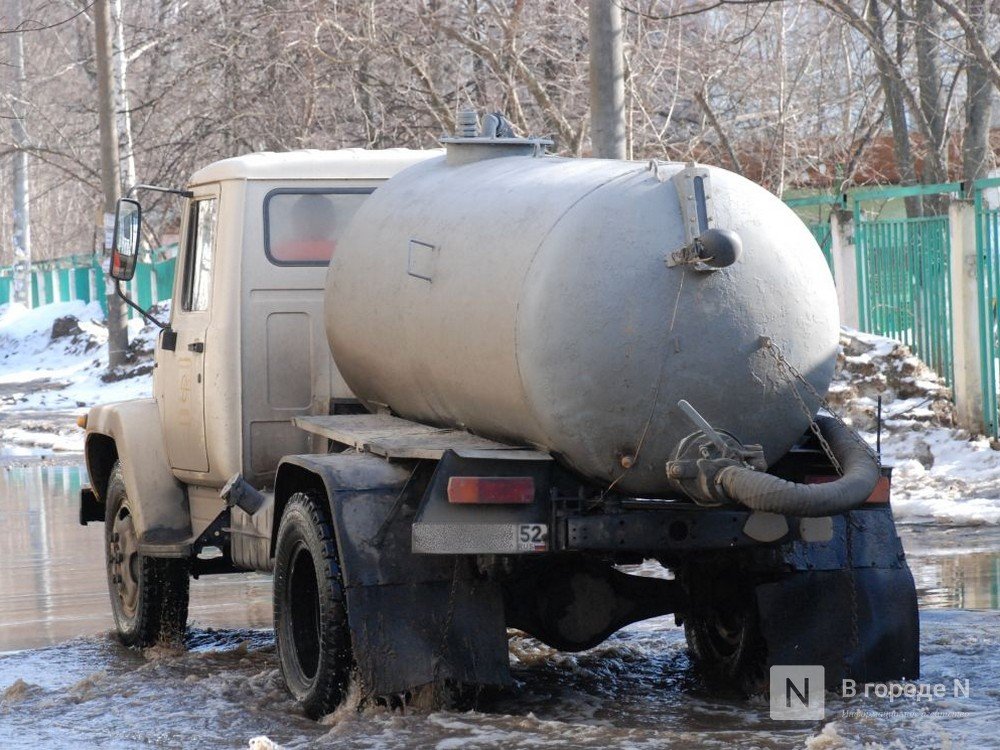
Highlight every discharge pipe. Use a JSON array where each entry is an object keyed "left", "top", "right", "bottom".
[{"left": 716, "top": 416, "right": 879, "bottom": 517}]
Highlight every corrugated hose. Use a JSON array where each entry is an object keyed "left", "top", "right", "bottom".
[{"left": 716, "top": 416, "right": 880, "bottom": 517}]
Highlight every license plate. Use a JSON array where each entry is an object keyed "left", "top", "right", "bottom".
[{"left": 516, "top": 523, "right": 548, "bottom": 552}]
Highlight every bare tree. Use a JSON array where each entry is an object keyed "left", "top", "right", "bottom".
[
  {"left": 954, "top": 0, "right": 996, "bottom": 183},
  {"left": 1, "top": 0, "right": 997, "bottom": 277},
  {"left": 6, "top": 0, "right": 32, "bottom": 305},
  {"left": 95, "top": 0, "right": 128, "bottom": 369},
  {"left": 112, "top": 0, "right": 137, "bottom": 190}
]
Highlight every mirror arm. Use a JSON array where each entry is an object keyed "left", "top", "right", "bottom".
[
  {"left": 114, "top": 279, "right": 168, "bottom": 329},
  {"left": 127, "top": 184, "right": 193, "bottom": 199}
]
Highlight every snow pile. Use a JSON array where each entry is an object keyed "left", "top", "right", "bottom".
[
  {"left": 828, "top": 329, "right": 955, "bottom": 431},
  {"left": 0, "top": 300, "right": 161, "bottom": 452},
  {"left": 831, "top": 329, "right": 1000, "bottom": 525}
]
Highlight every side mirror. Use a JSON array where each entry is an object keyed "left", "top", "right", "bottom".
[{"left": 110, "top": 198, "right": 141, "bottom": 281}]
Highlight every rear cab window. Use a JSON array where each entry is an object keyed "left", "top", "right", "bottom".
[{"left": 264, "top": 188, "right": 373, "bottom": 266}]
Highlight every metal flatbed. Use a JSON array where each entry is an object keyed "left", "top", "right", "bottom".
[{"left": 293, "top": 413, "right": 550, "bottom": 461}]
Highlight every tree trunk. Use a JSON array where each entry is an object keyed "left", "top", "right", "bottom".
[
  {"left": 111, "top": 0, "right": 137, "bottom": 190},
  {"left": 914, "top": 0, "right": 948, "bottom": 213},
  {"left": 588, "top": 0, "right": 625, "bottom": 159},
  {"left": 774, "top": 4, "right": 787, "bottom": 196},
  {"left": 8, "top": 0, "right": 32, "bottom": 306},
  {"left": 866, "top": 0, "right": 922, "bottom": 216},
  {"left": 962, "top": 0, "right": 993, "bottom": 184},
  {"left": 95, "top": 0, "right": 129, "bottom": 369}
]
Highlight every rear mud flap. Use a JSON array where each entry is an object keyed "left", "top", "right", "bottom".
[
  {"left": 756, "top": 566, "right": 920, "bottom": 688},
  {"left": 349, "top": 574, "right": 509, "bottom": 696}
]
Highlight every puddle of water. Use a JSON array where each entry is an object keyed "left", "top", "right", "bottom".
[
  {"left": 899, "top": 525, "right": 1000, "bottom": 609},
  {"left": 0, "top": 462, "right": 271, "bottom": 652},
  {"left": 0, "top": 462, "right": 997, "bottom": 749},
  {"left": 0, "top": 444, "right": 53, "bottom": 459},
  {"left": 0, "top": 613, "right": 995, "bottom": 750}
]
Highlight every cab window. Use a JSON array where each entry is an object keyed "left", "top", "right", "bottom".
[
  {"left": 264, "top": 188, "right": 373, "bottom": 266},
  {"left": 181, "top": 198, "right": 217, "bottom": 311}
]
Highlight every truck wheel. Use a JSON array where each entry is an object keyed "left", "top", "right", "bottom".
[
  {"left": 274, "top": 492, "right": 352, "bottom": 719},
  {"left": 684, "top": 602, "right": 767, "bottom": 694},
  {"left": 105, "top": 461, "right": 190, "bottom": 647}
]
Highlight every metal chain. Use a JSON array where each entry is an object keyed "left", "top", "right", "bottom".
[
  {"left": 762, "top": 336, "right": 866, "bottom": 669},
  {"left": 845, "top": 515, "right": 861, "bottom": 661},
  {"left": 760, "top": 338, "right": 843, "bottom": 474},
  {"left": 759, "top": 337, "right": 880, "bottom": 474}
]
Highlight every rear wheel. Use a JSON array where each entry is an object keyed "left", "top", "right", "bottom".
[
  {"left": 684, "top": 600, "right": 767, "bottom": 694},
  {"left": 105, "top": 461, "right": 189, "bottom": 647},
  {"left": 274, "top": 492, "right": 352, "bottom": 719}
]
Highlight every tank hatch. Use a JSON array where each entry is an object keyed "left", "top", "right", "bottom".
[{"left": 440, "top": 109, "right": 552, "bottom": 165}]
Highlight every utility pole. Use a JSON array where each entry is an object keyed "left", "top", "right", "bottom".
[
  {"left": 95, "top": 0, "right": 128, "bottom": 369},
  {"left": 588, "top": 0, "right": 626, "bottom": 159},
  {"left": 8, "top": 0, "right": 31, "bottom": 306}
]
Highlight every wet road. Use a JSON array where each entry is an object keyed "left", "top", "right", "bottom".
[{"left": 1, "top": 460, "right": 998, "bottom": 748}]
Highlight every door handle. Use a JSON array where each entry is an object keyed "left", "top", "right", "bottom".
[{"left": 188, "top": 341, "right": 205, "bottom": 353}]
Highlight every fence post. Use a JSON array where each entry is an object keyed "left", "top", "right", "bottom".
[
  {"left": 949, "top": 200, "right": 985, "bottom": 434},
  {"left": 831, "top": 209, "right": 860, "bottom": 329}
]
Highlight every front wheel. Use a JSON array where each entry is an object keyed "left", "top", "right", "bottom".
[
  {"left": 105, "top": 461, "right": 189, "bottom": 647},
  {"left": 274, "top": 492, "right": 352, "bottom": 719}
]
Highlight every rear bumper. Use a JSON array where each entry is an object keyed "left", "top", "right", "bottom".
[{"left": 555, "top": 500, "right": 907, "bottom": 568}]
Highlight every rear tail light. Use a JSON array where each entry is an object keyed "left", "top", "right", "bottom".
[
  {"left": 864, "top": 475, "right": 891, "bottom": 504},
  {"left": 447, "top": 476, "right": 535, "bottom": 504}
]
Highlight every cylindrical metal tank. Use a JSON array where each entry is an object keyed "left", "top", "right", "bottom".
[{"left": 325, "top": 142, "right": 839, "bottom": 496}]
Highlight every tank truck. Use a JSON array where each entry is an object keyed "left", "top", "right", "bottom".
[{"left": 80, "top": 113, "right": 919, "bottom": 718}]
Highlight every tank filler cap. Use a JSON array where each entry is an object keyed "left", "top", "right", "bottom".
[{"left": 441, "top": 109, "right": 553, "bottom": 165}]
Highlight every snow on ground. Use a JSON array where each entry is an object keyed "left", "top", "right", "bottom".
[
  {"left": 0, "top": 300, "right": 160, "bottom": 453},
  {"left": 829, "top": 328, "right": 1000, "bottom": 525},
  {"left": 1, "top": 300, "right": 998, "bottom": 524}
]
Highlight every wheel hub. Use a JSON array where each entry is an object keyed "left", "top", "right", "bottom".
[
  {"left": 704, "top": 608, "right": 746, "bottom": 658},
  {"left": 110, "top": 509, "right": 140, "bottom": 616}
]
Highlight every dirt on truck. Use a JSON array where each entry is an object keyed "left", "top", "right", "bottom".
[{"left": 80, "top": 112, "right": 918, "bottom": 719}]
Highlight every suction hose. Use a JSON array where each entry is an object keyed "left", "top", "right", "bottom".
[{"left": 716, "top": 416, "right": 880, "bottom": 517}]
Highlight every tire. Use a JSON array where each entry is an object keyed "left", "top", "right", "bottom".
[
  {"left": 684, "top": 601, "right": 767, "bottom": 694},
  {"left": 274, "top": 492, "right": 352, "bottom": 719},
  {"left": 105, "top": 461, "right": 190, "bottom": 647}
]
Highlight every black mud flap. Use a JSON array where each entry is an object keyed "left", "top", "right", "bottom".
[
  {"left": 349, "top": 573, "right": 509, "bottom": 695},
  {"left": 756, "top": 566, "right": 920, "bottom": 689},
  {"left": 79, "top": 485, "right": 103, "bottom": 525},
  {"left": 277, "top": 453, "right": 511, "bottom": 699}
]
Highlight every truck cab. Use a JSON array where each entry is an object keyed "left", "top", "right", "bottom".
[{"left": 82, "top": 149, "right": 436, "bottom": 559}]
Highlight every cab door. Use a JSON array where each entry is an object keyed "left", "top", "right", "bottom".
[{"left": 157, "top": 189, "right": 218, "bottom": 474}]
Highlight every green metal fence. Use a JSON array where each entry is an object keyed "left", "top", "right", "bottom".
[
  {"left": 853, "top": 183, "right": 960, "bottom": 386},
  {"left": 809, "top": 223, "right": 834, "bottom": 272},
  {"left": 783, "top": 194, "right": 843, "bottom": 274},
  {"left": 0, "top": 246, "right": 177, "bottom": 314},
  {"left": 974, "top": 177, "right": 1000, "bottom": 436}
]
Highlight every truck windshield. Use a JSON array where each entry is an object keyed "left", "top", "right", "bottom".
[{"left": 264, "top": 188, "right": 374, "bottom": 266}]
